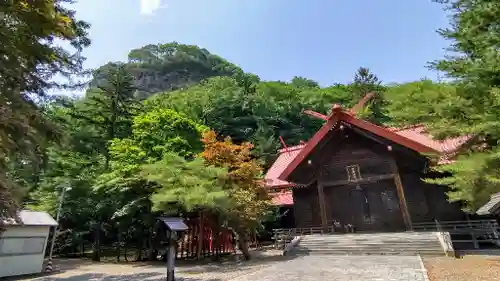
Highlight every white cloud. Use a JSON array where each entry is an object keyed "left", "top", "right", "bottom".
[{"left": 139, "top": 0, "right": 163, "bottom": 15}]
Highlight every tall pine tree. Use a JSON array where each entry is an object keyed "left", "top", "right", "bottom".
[
  {"left": 350, "top": 67, "right": 389, "bottom": 124},
  {"left": 425, "top": 0, "right": 500, "bottom": 211},
  {"left": 0, "top": 0, "right": 90, "bottom": 224},
  {"left": 73, "top": 63, "right": 139, "bottom": 171}
]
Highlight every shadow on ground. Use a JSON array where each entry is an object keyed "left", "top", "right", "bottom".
[
  {"left": 1, "top": 259, "right": 91, "bottom": 281},
  {"left": 129, "top": 250, "right": 299, "bottom": 274},
  {"left": 4, "top": 249, "right": 298, "bottom": 281},
  {"left": 22, "top": 272, "right": 223, "bottom": 281}
]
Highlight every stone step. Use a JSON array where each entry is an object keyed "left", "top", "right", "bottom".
[
  {"left": 297, "top": 248, "right": 442, "bottom": 253},
  {"left": 299, "top": 244, "right": 441, "bottom": 249},
  {"left": 292, "top": 249, "right": 443, "bottom": 256},
  {"left": 295, "top": 247, "right": 443, "bottom": 252},
  {"left": 302, "top": 238, "right": 439, "bottom": 243},
  {"left": 299, "top": 242, "right": 441, "bottom": 247},
  {"left": 303, "top": 236, "right": 439, "bottom": 240},
  {"left": 298, "top": 243, "right": 442, "bottom": 248},
  {"left": 292, "top": 231, "right": 446, "bottom": 257},
  {"left": 301, "top": 243, "right": 439, "bottom": 247},
  {"left": 300, "top": 240, "right": 440, "bottom": 244}
]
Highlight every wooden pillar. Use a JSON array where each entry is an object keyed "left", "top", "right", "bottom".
[
  {"left": 197, "top": 211, "right": 203, "bottom": 259},
  {"left": 389, "top": 158, "right": 413, "bottom": 231},
  {"left": 317, "top": 181, "right": 328, "bottom": 228}
]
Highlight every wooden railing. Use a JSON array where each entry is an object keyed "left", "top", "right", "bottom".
[
  {"left": 273, "top": 220, "right": 500, "bottom": 250},
  {"left": 272, "top": 225, "right": 356, "bottom": 249},
  {"left": 413, "top": 219, "right": 499, "bottom": 232},
  {"left": 414, "top": 219, "right": 500, "bottom": 249}
]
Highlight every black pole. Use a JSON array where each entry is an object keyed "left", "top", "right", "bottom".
[{"left": 166, "top": 242, "right": 175, "bottom": 281}]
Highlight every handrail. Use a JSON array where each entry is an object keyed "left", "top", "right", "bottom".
[
  {"left": 414, "top": 219, "right": 498, "bottom": 226},
  {"left": 433, "top": 219, "right": 500, "bottom": 250},
  {"left": 413, "top": 219, "right": 499, "bottom": 231},
  {"left": 272, "top": 225, "right": 355, "bottom": 249}
]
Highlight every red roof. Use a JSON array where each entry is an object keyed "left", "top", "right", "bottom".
[
  {"left": 264, "top": 144, "right": 305, "bottom": 188},
  {"left": 270, "top": 191, "right": 293, "bottom": 206},
  {"left": 266, "top": 107, "right": 472, "bottom": 184},
  {"left": 388, "top": 124, "right": 471, "bottom": 154}
]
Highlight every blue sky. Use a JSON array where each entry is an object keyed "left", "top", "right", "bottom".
[{"left": 72, "top": 0, "right": 449, "bottom": 88}]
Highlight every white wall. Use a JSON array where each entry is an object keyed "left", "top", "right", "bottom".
[{"left": 0, "top": 226, "right": 51, "bottom": 278}]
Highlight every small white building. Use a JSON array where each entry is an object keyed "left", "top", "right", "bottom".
[{"left": 0, "top": 210, "right": 57, "bottom": 278}]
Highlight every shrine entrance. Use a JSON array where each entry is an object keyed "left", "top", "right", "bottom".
[{"left": 326, "top": 179, "right": 406, "bottom": 232}]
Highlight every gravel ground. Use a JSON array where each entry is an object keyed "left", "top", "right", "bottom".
[
  {"left": 15, "top": 252, "right": 427, "bottom": 281},
  {"left": 423, "top": 255, "right": 500, "bottom": 281},
  {"left": 16, "top": 250, "right": 286, "bottom": 281}
]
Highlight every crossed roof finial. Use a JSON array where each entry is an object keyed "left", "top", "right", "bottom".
[{"left": 304, "top": 92, "right": 376, "bottom": 121}]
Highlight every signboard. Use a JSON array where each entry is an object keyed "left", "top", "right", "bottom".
[{"left": 346, "top": 164, "right": 362, "bottom": 182}]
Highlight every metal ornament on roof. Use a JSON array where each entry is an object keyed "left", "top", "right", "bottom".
[
  {"left": 277, "top": 93, "right": 376, "bottom": 155},
  {"left": 302, "top": 92, "right": 376, "bottom": 121}
]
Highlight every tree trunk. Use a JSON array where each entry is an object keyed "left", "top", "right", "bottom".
[
  {"left": 236, "top": 229, "right": 251, "bottom": 260},
  {"left": 91, "top": 222, "right": 101, "bottom": 261},
  {"left": 116, "top": 232, "right": 121, "bottom": 262},
  {"left": 197, "top": 211, "right": 203, "bottom": 260},
  {"left": 124, "top": 244, "right": 128, "bottom": 262},
  {"left": 147, "top": 228, "right": 157, "bottom": 261},
  {"left": 136, "top": 235, "right": 147, "bottom": 261}
]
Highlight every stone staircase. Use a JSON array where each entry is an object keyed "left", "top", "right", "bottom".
[{"left": 292, "top": 232, "right": 445, "bottom": 256}]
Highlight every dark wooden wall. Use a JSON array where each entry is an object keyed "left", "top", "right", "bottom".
[
  {"left": 290, "top": 125, "right": 466, "bottom": 230},
  {"left": 324, "top": 181, "right": 405, "bottom": 231},
  {"left": 293, "top": 186, "right": 322, "bottom": 227},
  {"left": 318, "top": 133, "right": 393, "bottom": 183},
  {"left": 401, "top": 172, "right": 464, "bottom": 222}
]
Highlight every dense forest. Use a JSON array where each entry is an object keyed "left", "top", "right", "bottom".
[{"left": 2, "top": 0, "right": 500, "bottom": 261}]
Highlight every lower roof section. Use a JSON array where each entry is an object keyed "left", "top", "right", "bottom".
[{"left": 270, "top": 191, "right": 293, "bottom": 206}]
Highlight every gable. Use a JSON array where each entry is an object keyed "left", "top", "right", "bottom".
[
  {"left": 286, "top": 124, "right": 428, "bottom": 185},
  {"left": 278, "top": 109, "right": 472, "bottom": 183}
]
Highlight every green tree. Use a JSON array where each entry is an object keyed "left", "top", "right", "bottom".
[
  {"left": 291, "top": 76, "right": 320, "bottom": 89},
  {"left": 74, "top": 64, "right": 139, "bottom": 170},
  {"left": 385, "top": 80, "right": 458, "bottom": 126},
  {"left": 141, "top": 152, "right": 230, "bottom": 214},
  {"left": 419, "top": 0, "right": 500, "bottom": 211},
  {"left": 94, "top": 108, "right": 208, "bottom": 260},
  {"left": 25, "top": 97, "right": 111, "bottom": 260},
  {"left": 350, "top": 67, "right": 389, "bottom": 124},
  {"left": 122, "top": 42, "right": 242, "bottom": 98},
  {"left": 153, "top": 77, "right": 354, "bottom": 167},
  {"left": 200, "top": 131, "right": 271, "bottom": 260},
  {"left": 0, "top": 0, "right": 90, "bottom": 224}
]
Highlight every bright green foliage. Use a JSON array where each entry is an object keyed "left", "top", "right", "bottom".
[
  {"left": 150, "top": 77, "right": 357, "bottom": 166},
  {"left": 130, "top": 109, "right": 208, "bottom": 159},
  {"left": 96, "top": 108, "right": 207, "bottom": 196},
  {"left": 427, "top": 149, "right": 500, "bottom": 211},
  {"left": 92, "top": 108, "right": 208, "bottom": 259},
  {"left": 142, "top": 152, "right": 230, "bottom": 214},
  {"left": 385, "top": 80, "right": 460, "bottom": 129}
]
